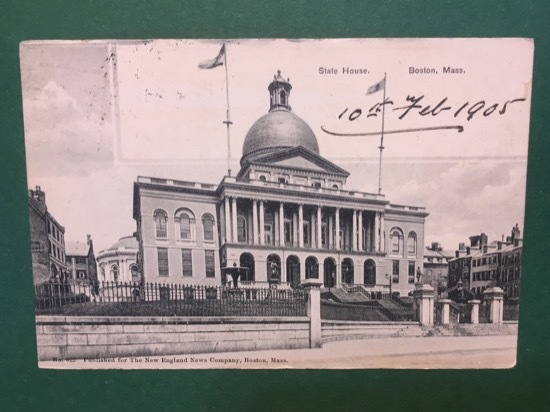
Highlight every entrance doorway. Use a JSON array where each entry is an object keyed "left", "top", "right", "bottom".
[{"left": 324, "top": 258, "right": 336, "bottom": 287}]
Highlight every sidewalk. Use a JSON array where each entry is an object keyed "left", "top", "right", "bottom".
[{"left": 40, "top": 335, "right": 518, "bottom": 370}]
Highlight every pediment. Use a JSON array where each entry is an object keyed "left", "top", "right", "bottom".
[{"left": 250, "top": 146, "right": 349, "bottom": 176}]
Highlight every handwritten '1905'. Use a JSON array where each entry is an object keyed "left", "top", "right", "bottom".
[{"left": 338, "top": 95, "right": 526, "bottom": 122}]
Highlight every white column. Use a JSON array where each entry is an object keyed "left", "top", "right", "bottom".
[
  {"left": 374, "top": 212, "right": 380, "bottom": 252},
  {"left": 292, "top": 211, "right": 298, "bottom": 247},
  {"left": 298, "top": 204, "right": 304, "bottom": 248},
  {"left": 366, "top": 215, "right": 371, "bottom": 252},
  {"left": 279, "top": 202, "right": 285, "bottom": 246},
  {"left": 310, "top": 210, "right": 315, "bottom": 248},
  {"left": 317, "top": 206, "right": 322, "bottom": 249},
  {"left": 352, "top": 210, "right": 357, "bottom": 251},
  {"left": 252, "top": 200, "right": 258, "bottom": 245},
  {"left": 335, "top": 208, "right": 340, "bottom": 250},
  {"left": 358, "top": 210, "right": 363, "bottom": 251},
  {"left": 381, "top": 213, "right": 386, "bottom": 252},
  {"left": 224, "top": 197, "right": 231, "bottom": 244},
  {"left": 328, "top": 214, "right": 333, "bottom": 249},
  {"left": 274, "top": 207, "right": 279, "bottom": 246},
  {"left": 231, "top": 197, "right": 238, "bottom": 243},
  {"left": 439, "top": 299, "right": 451, "bottom": 324},
  {"left": 259, "top": 201, "right": 265, "bottom": 245}
]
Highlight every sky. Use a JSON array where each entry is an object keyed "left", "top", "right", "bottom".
[{"left": 20, "top": 39, "right": 533, "bottom": 254}]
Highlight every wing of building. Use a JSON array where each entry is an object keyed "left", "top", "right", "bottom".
[{"left": 133, "top": 72, "right": 429, "bottom": 294}]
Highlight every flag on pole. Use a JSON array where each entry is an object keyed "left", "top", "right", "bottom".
[
  {"left": 366, "top": 77, "right": 386, "bottom": 95},
  {"left": 198, "top": 44, "right": 226, "bottom": 69}
]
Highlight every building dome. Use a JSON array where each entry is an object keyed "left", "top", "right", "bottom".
[
  {"left": 242, "top": 109, "right": 319, "bottom": 160},
  {"left": 103, "top": 235, "right": 138, "bottom": 252},
  {"left": 241, "top": 71, "right": 319, "bottom": 165}
]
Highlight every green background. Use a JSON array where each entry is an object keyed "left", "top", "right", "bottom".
[{"left": 1, "top": 1, "right": 549, "bottom": 410}]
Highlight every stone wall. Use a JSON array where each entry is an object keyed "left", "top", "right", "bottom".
[{"left": 36, "top": 316, "right": 310, "bottom": 361}]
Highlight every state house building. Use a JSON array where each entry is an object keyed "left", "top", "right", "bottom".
[{"left": 133, "top": 72, "right": 428, "bottom": 294}]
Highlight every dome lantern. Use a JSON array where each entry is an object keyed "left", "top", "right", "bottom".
[
  {"left": 268, "top": 70, "right": 292, "bottom": 111},
  {"left": 240, "top": 71, "right": 319, "bottom": 166}
]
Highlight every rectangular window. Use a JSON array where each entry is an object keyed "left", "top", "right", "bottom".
[
  {"left": 392, "top": 260, "right": 400, "bottom": 283},
  {"left": 264, "top": 224, "right": 272, "bottom": 245},
  {"left": 408, "top": 261, "right": 415, "bottom": 284},
  {"left": 157, "top": 248, "right": 169, "bottom": 276},
  {"left": 182, "top": 249, "right": 193, "bottom": 277},
  {"left": 205, "top": 250, "right": 215, "bottom": 277},
  {"left": 237, "top": 217, "right": 247, "bottom": 242},
  {"left": 284, "top": 220, "right": 292, "bottom": 246}
]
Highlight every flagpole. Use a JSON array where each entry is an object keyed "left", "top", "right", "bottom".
[
  {"left": 222, "top": 43, "right": 233, "bottom": 177},
  {"left": 377, "top": 73, "right": 387, "bottom": 195}
]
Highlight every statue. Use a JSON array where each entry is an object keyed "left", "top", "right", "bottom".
[{"left": 416, "top": 267, "right": 423, "bottom": 284}]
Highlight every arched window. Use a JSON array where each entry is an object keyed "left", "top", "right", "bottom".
[
  {"left": 364, "top": 259, "right": 376, "bottom": 285},
  {"left": 259, "top": 175, "right": 267, "bottom": 182},
  {"left": 153, "top": 210, "right": 168, "bottom": 238},
  {"left": 130, "top": 264, "right": 139, "bottom": 282},
  {"left": 305, "top": 256, "right": 319, "bottom": 279},
  {"left": 341, "top": 258, "right": 354, "bottom": 284},
  {"left": 175, "top": 209, "right": 196, "bottom": 240},
  {"left": 407, "top": 232, "right": 417, "bottom": 257},
  {"left": 240, "top": 253, "right": 255, "bottom": 282},
  {"left": 237, "top": 216, "right": 247, "bottom": 242},
  {"left": 390, "top": 227, "right": 404, "bottom": 255},
  {"left": 202, "top": 214, "right": 215, "bottom": 242},
  {"left": 111, "top": 264, "right": 119, "bottom": 282}
]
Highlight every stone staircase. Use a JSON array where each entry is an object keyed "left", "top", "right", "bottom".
[{"left": 323, "top": 288, "right": 370, "bottom": 304}]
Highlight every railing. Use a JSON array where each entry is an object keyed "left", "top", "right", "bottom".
[
  {"left": 34, "top": 280, "right": 307, "bottom": 317},
  {"left": 341, "top": 284, "right": 372, "bottom": 300},
  {"left": 239, "top": 280, "right": 292, "bottom": 289}
]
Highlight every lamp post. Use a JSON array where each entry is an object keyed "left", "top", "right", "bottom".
[{"left": 385, "top": 273, "right": 392, "bottom": 298}]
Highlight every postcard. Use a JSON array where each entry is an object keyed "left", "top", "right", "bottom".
[{"left": 21, "top": 38, "right": 533, "bottom": 369}]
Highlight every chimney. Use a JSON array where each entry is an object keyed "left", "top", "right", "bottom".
[
  {"left": 455, "top": 251, "right": 459, "bottom": 258},
  {"left": 498, "top": 241, "right": 502, "bottom": 250},
  {"left": 459, "top": 243, "right": 465, "bottom": 251},
  {"left": 466, "top": 247, "right": 471, "bottom": 255},
  {"left": 480, "top": 233, "right": 488, "bottom": 248},
  {"left": 511, "top": 223, "right": 521, "bottom": 242},
  {"left": 483, "top": 245, "right": 488, "bottom": 253}
]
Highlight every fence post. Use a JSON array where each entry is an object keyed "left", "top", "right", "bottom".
[
  {"left": 439, "top": 299, "right": 451, "bottom": 325},
  {"left": 412, "top": 283, "right": 435, "bottom": 325},
  {"left": 301, "top": 279, "right": 323, "bottom": 349},
  {"left": 484, "top": 287, "right": 504, "bottom": 324},
  {"left": 469, "top": 299, "right": 481, "bottom": 324}
]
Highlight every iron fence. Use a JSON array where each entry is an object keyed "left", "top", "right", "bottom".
[{"left": 34, "top": 280, "right": 308, "bottom": 317}]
